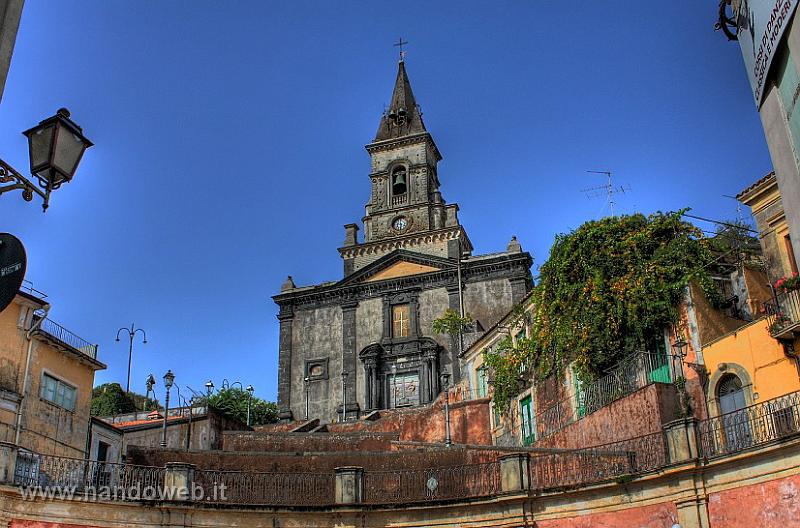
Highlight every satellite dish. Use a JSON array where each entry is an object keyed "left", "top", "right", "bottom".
[{"left": 0, "top": 233, "right": 26, "bottom": 313}]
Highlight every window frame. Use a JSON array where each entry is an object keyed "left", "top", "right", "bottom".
[
  {"left": 392, "top": 304, "right": 410, "bottom": 338},
  {"left": 39, "top": 372, "right": 77, "bottom": 411}
]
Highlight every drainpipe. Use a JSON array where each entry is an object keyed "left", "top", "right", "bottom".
[{"left": 15, "top": 303, "right": 51, "bottom": 447}]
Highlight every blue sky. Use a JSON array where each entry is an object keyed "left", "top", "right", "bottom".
[{"left": 0, "top": 1, "right": 772, "bottom": 402}]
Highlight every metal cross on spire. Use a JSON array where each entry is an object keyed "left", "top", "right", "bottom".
[{"left": 394, "top": 37, "right": 409, "bottom": 61}]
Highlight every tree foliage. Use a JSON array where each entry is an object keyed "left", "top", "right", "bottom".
[
  {"left": 205, "top": 387, "right": 279, "bottom": 426},
  {"left": 432, "top": 309, "right": 473, "bottom": 338},
  {"left": 484, "top": 211, "right": 720, "bottom": 412},
  {"left": 91, "top": 383, "right": 157, "bottom": 416}
]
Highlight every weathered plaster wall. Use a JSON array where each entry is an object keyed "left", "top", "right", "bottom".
[
  {"left": 534, "top": 502, "right": 678, "bottom": 528},
  {"left": 534, "top": 383, "right": 677, "bottom": 450},
  {"left": 355, "top": 297, "right": 382, "bottom": 406},
  {"left": 463, "top": 277, "right": 514, "bottom": 330},
  {"left": 290, "top": 305, "right": 343, "bottom": 420},
  {"left": 707, "top": 472, "right": 800, "bottom": 527}
]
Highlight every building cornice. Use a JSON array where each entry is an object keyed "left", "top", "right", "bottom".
[
  {"left": 273, "top": 251, "right": 533, "bottom": 311},
  {"left": 365, "top": 132, "right": 442, "bottom": 161}
]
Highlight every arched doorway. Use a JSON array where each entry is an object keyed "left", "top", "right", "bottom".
[{"left": 717, "top": 374, "right": 752, "bottom": 452}]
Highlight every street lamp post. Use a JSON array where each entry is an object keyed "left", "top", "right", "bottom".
[
  {"left": 116, "top": 324, "right": 147, "bottom": 393},
  {"left": 160, "top": 370, "right": 174, "bottom": 448},
  {"left": 0, "top": 108, "right": 93, "bottom": 211},
  {"left": 441, "top": 371, "right": 452, "bottom": 447},
  {"left": 246, "top": 385, "right": 254, "bottom": 427},
  {"left": 205, "top": 380, "right": 214, "bottom": 398},
  {"left": 304, "top": 376, "right": 310, "bottom": 420}
]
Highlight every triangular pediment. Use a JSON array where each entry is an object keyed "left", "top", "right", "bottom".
[
  {"left": 337, "top": 250, "right": 455, "bottom": 286},
  {"left": 365, "top": 261, "right": 441, "bottom": 282}
]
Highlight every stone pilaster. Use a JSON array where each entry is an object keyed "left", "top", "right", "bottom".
[
  {"left": 445, "top": 285, "right": 463, "bottom": 383},
  {"left": 164, "top": 462, "right": 196, "bottom": 502},
  {"left": 335, "top": 466, "right": 363, "bottom": 504},
  {"left": 509, "top": 277, "right": 529, "bottom": 304},
  {"left": 500, "top": 453, "right": 530, "bottom": 492},
  {"left": 341, "top": 302, "right": 360, "bottom": 419},
  {"left": 676, "top": 497, "right": 711, "bottom": 528},
  {"left": 277, "top": 305, "right": 295, "bottom": 421},
  {"left": 664, "top": 418, "right": 700, "bottom": 464}
]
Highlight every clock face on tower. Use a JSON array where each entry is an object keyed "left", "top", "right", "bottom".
[{"left": 393, "top": 216, "right": 409, "bottom": 232}]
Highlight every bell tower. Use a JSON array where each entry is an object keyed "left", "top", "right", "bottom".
[{"left": 339, "top": 59, "right": 472, "bottom": 275}]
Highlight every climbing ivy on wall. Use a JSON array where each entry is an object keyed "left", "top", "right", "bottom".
[{"left": 484, "top": 211, "right": 720, "bottom": 413}]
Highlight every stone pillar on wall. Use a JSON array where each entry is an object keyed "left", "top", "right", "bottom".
[
  {"left": 509, "top": 277, "right": 529, "bottom": 304},
  {"left": 663, "top": 418, "right": 699, "bottom": 464},
  {"left": 675, "top": 497, "right": 710, "bottom": 528},
  {"left": 445, "top": 284, "right": 463, "bottom": 383},
  {"left": 0, "top": 441, "right": 17, "bottom": 485},
  {"left": 335, "top": 466, "right": 363, "bottom": 504},
  {"left": 164, "top": 462, "right": 196, "bottom": 502},
  {"left": 277, "top": 306, "right": 295, "bottom": 421},
  {"left": 499, "top": 453, "right": 530, "bottom": 492},
  {"left": 341, "top": 302, "right": 360, "bottom": 419}
]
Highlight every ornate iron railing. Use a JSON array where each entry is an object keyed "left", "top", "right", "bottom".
[
  {"left": 363, "top": 462, "right": 502, "bottom": 504},
  {"left": 535, "top": 352, "right": 671, "bottom": 440},
  {"left": 698, "top": 391, "right": 800, "bottom": 459},
  {"left": 765, "top": 289, "right": 800, "bottom": 337},
  {"left": 193, "top": 469, "right": 335, "bottom": 506},
  {"left": 530, "top": 431, "right": 669, "bottom": 491},
  {"left": 14, "top": 451, "right": 164, "bottom": 493},
  {"left": 32, "top": 316, "right": 98, "bottom": 359}
]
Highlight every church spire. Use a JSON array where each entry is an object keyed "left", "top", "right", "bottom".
[{"left": 373, "top": 60, "right": 427, "bottom": 142}]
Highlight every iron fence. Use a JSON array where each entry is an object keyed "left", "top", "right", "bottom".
[
  {"left": 535, "top": 352, "right": 671, "bottom": 440},
  {"left": 530, "top": 431, "right": 669, "bottom": 491},
  {"left": 14, "top": 451, "right": 164, "bottom": 493},
  {"left": 363, "top": 461, "right": 502, "bottom": 504},
  {"left": 193, "top": 469, "right": 335, "bottom": 506},
  {"left": 32, "top": 316, "right": 98, "bottom": 359},
  {"left": 698, "top": 391, "right": 800, "bottom": 459}
]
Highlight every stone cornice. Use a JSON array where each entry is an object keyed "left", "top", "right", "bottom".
[
  {"left": 273, "top": 251, "right": 533, "bottom": 311},
  {"left": 365, "top": 132, "right": 442, "bottom": 161},
  {"left": 338, "top": 226, "right": 467, "bottom": 260}
]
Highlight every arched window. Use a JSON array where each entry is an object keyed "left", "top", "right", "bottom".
[
  {"left": 717, "top": 374, "right": 745, "bottom": 415},
  {"left": 392, "top": 166, "right": 407, "bottom": 196}
]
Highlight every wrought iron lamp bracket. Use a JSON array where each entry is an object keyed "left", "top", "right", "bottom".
[{"left": 0, "top": 158, "right": 50, "bottom": 211}]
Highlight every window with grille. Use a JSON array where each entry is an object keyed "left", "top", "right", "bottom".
[
  {"left": 392, "top": 304, "right": 410, "bottom": 338},
  {"left": 40, "top": 373, "right": 76, "bottom": 411}
]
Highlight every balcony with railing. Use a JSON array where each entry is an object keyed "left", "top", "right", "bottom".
[
  {"left": 765, "top": 289, "right": 800, "bottom": 339},
  {"left": 698, "top": 390, "right": 800, "bottom": 459},
  {"left": 31, "top": 315, "right": 99, "bottom": 360},
  {"left": 535, "top": 351, "right": 672, "bottom": 440}
]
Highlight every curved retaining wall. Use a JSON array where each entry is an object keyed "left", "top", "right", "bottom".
[{"left": 2, "top": 437, "right": 799, "bottom": 528}]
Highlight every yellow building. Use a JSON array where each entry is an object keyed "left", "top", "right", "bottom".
[
  {"left": 689, "top": 173, "right": 800, "bottom": 422},
  {"left": 0, "top": 288, "right": 105, "bottom": 457}
]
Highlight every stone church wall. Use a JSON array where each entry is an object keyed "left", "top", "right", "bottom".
[
  {"left": 464, "top": 277, "right": 515, "bottom": 330},
  {"left": 355, "top": 298, "right": 383, "bottom": 405},
  {"left": 290, "top": 305, "right": 343, "bottom": 420}
]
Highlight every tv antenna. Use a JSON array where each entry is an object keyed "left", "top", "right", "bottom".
[{"left": 581, "top": 170, "right": 630, "bottom": 217}]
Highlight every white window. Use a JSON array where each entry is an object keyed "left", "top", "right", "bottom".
[{"left": 40, "top": 373, "right": 76, "bottom": 411}]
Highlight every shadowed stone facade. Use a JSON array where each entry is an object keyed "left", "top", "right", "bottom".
[{"left": 273, "top": 60, "right": 532, "bottom": 423}]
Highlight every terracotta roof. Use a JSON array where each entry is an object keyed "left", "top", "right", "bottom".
[
  {"left": 736, "top": 171, "right": 776, "bottom": 200},
  {"left": 373, "top": 60, "right": 428, "bottom": 142}
]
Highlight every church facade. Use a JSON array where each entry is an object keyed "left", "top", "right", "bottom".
[{"left": 273, "top": 60, "right": 532, "bottom": 423}]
